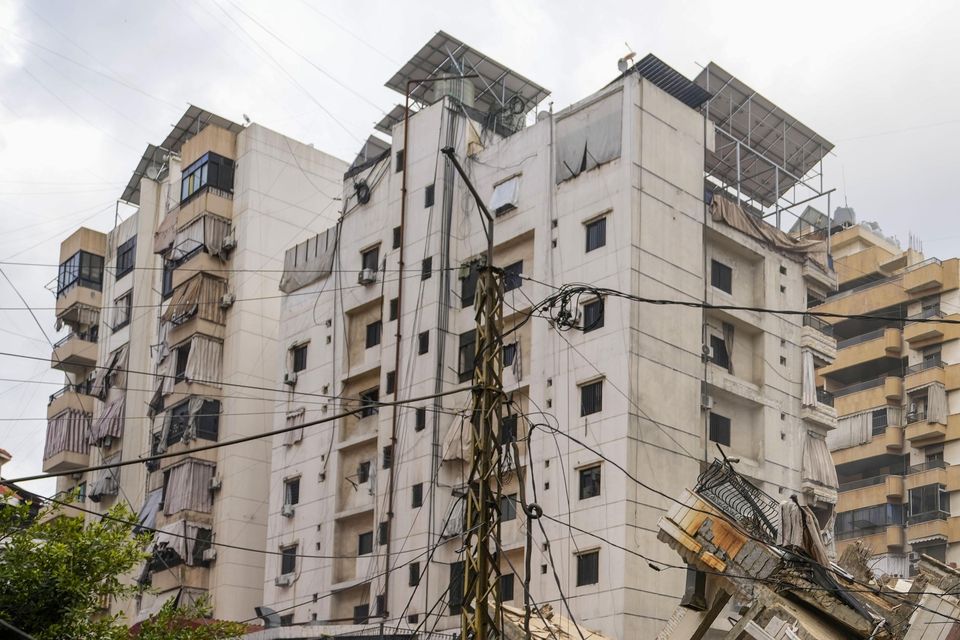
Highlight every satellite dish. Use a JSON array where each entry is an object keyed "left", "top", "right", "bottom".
[{"left": 242, "top": 114, "right": 251, "bottom": 126}]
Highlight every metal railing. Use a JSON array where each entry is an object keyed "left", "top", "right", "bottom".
[
  {"left": 906, "top": 358, "right": 943, "bottom": 376},
  {"left": 47, "top": 381, "right": 93, "bottom": 405},
  {"left": 904, "top": 257, "right": 942, "bottom": 272},
  {"left": 828, "top": 274, "right": 900, "bottom": 300},
  {"left": 817, "top": 388, "right": 835, "bottom": 407},
  {"left": 802, "top": 314, "right": 834, "bottom": 337},
  {"left": 833, "top": 376, "right": 888, "bottom": 398},
  {"left": 906, "top": 410, "right": 928, "bottom": 424},
  {"left": 907, "top": 306, "right": 944, "bottom": 323},
  {"left": 836, "top": 327, "right": 887, "bottom": 350},
  {"left": 694, "top": 459, "right": 780, "bottom": 543},
  {"left": 52, "top": 330, "right": 98, "bottom": 349},
  {"left": 908, "top": 460, "right": 947, "bottom": 474},
  {"left": 838, "top": 475, "right": 888, "bottom": 492},
  {"left": 908, "top": 510, "right": 949, "bottom": 525}
]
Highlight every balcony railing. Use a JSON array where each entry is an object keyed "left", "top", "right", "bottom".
[
  {"left": 904, "top": 257, "right": 942, "bottom": 272},
  {"left": 836, "top": 327, "right": 886, "bottom": 350},
  {"left": 816, "top": 388, "right": 835, "bottom": 407},
  {"left": 906, "top": 358, "right": 943, "bottom": 376},
  {"left": 907, "top": 306, "right": 944, "bottom": 324},
  {"left": 833, "top": 376, "right": 887, "bottom": 398},
  {"left": 48, "top": 381, "right": 93, "bottom": 405},
  {"left": 52, "top": 330, "right": 98, "bottom": 350},
  {"left": 908, "top": 460, "right": 947, "bottom": 474},
  {"left": 907, "top": 510, "right": 949, "bottom": 525},
  {"left": 838, "top": 475, "right": 888, "bottom": 492},
  {"left": 802, "top": 314, "right": 834, "bottom": 337}
]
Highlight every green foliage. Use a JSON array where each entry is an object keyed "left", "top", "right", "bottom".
[
  {"left": 134, "top": 596, "right": 246, "bottom": 640},
  {"left": 0, "top": 497, "right": 148, "bottom": 639}
]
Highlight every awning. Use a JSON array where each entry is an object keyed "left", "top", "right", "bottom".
[
  {"left": 135, "top": 488, "right": 163, "bottom": 534},
  {"left": 163, "top": 459, "right": 215, "bottom": 516},
  {"left": 89, "top": 453, "right": 120, "bottom": 501},
  {"left": 44, "top": 409, "right": 90, "bottom": 459},
  {"left": 90, "top": 395, "right": 126, "bottom": 444},
  {"left": 154, "top": 210, "right": 178, "bottom": 254},
  {"left": 184, "top": 334, "right": 223, "bottom": 387},
  {"left": 161, "top": 274, "right": 202, "bottom": 323},
  {"left": 91, "top": 344, "right": 129, "bottom": 399},
  {"left": 279, "top": 227, "right": 337, "bottom": 293}
]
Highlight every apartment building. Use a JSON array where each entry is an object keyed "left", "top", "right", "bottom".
[
  {"left": 42, "top": 106, "right": 347, "bottom": 622},
  {"left": 816, "top": 215, "right": 960, "bottom": 577},
  {"left": 262, "top": 33, "right": 838, "bottom": 638}
]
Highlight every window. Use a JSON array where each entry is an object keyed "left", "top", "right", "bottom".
[
  {"left": 389, "top": 298, "right": 399, "bottom": 321},
  {"left": 579, "top": 465, "right": 601, "bottom": 500},
  {"left": 871, "top": 409, "right": 888, "bottom": 436},
  {"left": 378, "top": 521, "right": 389, "bottom": 545},
  {"left": 709, "top": 334, "right": 730, "bottom": 370},
  {"left": 376, "top": 595, "right": 385, "bottom": 616},
  {"left": 424, "top": 183, "right": 435, "bottom": 208},
  {"left": 835, "top": 504, "right": 905, "bottom": 538},
  {"left": 166, "top": 402, "right": 191, "bottom": 446},
  {"left": 409, "top": 562, "right": 421, "bottom": 586},
  {"left": 361, "top": 246, "right": 380, "bottom": 273},
  {"left": 196, "top": 399, "right": 220, "bottom": 441},
  {"left": 175, "top": 344, "right": 191, "bottom": 382},
  {"left": 461, "top": 262, "right": 479, "bottom": 307},
  {"left": 115, "top": 237, "right": 136, "bottom": 279},
  {"left": 418, "top": 331, "right": 429, "bottom": 355},
  {"left": 490, "top": 176, "right": 520, "bottom": 216},
  {"left": 357, "top": 461, "right": 371, "bottom": 484},
  {"left": 501, "top": 414, "right": 518, "bottom": 445},
  {"left": 709, "top": 413, "right": 731, "bottom": 447},
  {"left": 358, "top": 531, "right": 373, "bottom": 556},
  {"left": 585, "top": 217, "right": 606, "bottom": 252},
  {"left": 292, "top": 344, "right": 308, "bottom": 372},
  {"left": 280, "top": 615, "right": 293, "bottom": 627},
  {"left": 449, "top": 560, "right": 465, "bottom": 615},
  {"left": 909, "top": 484, "right": 949, "bottom": 519},
  {"left": 922, "top": 345, "right": 942, "bottom": 367},
  {"left": 576, "top": 550, "right": 599, "bottom": 586},
  {"left": 580, "top": 380, "right": 603, "bottom": 416},
  {"left": 407, "top": 614, "right": 419, "bottom": 625},
  {"left": 382, "top": 444, "right": 393, "bottom": 469},
  {"left": 500, "top": 493, "right": 517, "bottom": 521},
  {"left": 711, "top": 259, "right": 732, "bottom": 294},
  {"left": 359, "top": 388, "right": 379, "bottom": 418},
  {"left": 385, "top": 371, "right": 396, "bottom": 395},
  {"left": 113, "top": 292, "right": 132, "bottom": 331},
  {"left": 180, "top": 152, "right": 234, "bottom": 203},
  {"left": 395, "top": 149, "right": 404, "bottom": 173},
  {"left": 415, "top": 407, "right": 427, "bottom": 432},
  {"left": 500, "top": 574, "right": 515, "bottom": 601},
  {"left": 280, "top": 545, "right": 297, "bottom": 575},
  {"left": 411, "top": 482, "right": 423, "bottom": 508},
  {"left": 353, "top": 604, "right": 370, "bottom": 624},
  {"left": 76, "top": 481, "right": 86, "bottom": 501},
  {"left": 284, "top": 477, "right": 300, "bottom": 506},
  {"left": 503, "top": 261, "right": 523, "bottom": 292},
  {"left": 503, "top": 343, "right": 517, "bottom": 367},
  {"left": 366, "top": 320, "right": 382, "bottom": 348},
  {"left": 392, "top": 226, "right": 402, "bottom": 249},
  {"left": 56, "top": 250, "right": 104, "bottom": 297},
  {"left": 421, "top": 257, "right": 432, "bottom": 280},
  {"left": 161, "top": 260, "right": 174, "bottom": 299},
  {"left": 191, "top": 527, "right": 213, "bottom": 565},
  {"left": 459, "top": 330, "right": 476, "bottom": 383},
  {"left": 583, "top": 299, "right": 604, "bottom": 332}
]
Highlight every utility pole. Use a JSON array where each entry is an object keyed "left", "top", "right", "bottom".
[{"left": 441, "top": 147, "right": 504, "bottom": 640}]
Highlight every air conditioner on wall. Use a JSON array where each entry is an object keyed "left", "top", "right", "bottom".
[
  {"left": 219, "top": 293, "right": 235, "bottom": 309},
  {"left": 209, "top": 476, "right": 222, "bottom": 491},
  {"left": 283, "top": 372, "right": 298, "bottom": 386},
  {"left": 358, "top": 268, "right": 377, "bottom": 285},
  {"left": 202, "top": 548, "right": 217, "bottom": 562},
  {"left": 701, "top": 344, "right": 714, "bottom": 362},
  {"left": 275, "top": 574, "right": 293, "bottom": 587},
  {"left": 281, "top": 504, "right": 295, "bottom": 518},
  {"left": 701, "top": 394, "right": 715, "bottom": 411},
  {"left": 220, "top": 233, "right": 237, "bottom": 253}
]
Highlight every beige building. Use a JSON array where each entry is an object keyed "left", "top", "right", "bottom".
[
  {"left": 816, "top": 215, "right": 960, "bottom": 577},
  {"left": 42, "top": 106, "right": 347, "bottom": 622},
  {"left": 262, "top": 33, "right": 838, "bottom": 638}
]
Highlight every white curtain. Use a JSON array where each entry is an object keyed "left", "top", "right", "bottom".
[
  {"left": 801, "top": 350, "right": 817, "bottom": 407},
  {"left": 489, "top": 177, "right": 520, "bottom": 212},
  {"left": 184, "top": 396, "right": 205, "bottom": 440},
  {"left": 802, "top": 430, "right": 838, "bottom": 504},
  {"left": 204, "top": 215, "right": 231, "bottom": 256},
  {"left": 826, "top": 412, "right": 872, "bottom": 451},
  {"left": 163, "top": 459, "right": 215, "bottom": 515},
  {"left": 927, "top": 383, "right": 948, "bottom": 425},
  {"left": 555, "top": 90, "right": 623, "bottom": 182},
  {"left": 184, "top": 335, "right": 223, "bottom": 387},
  {"left": 136, "top": 488, "right": 163, "bottom": 533}
]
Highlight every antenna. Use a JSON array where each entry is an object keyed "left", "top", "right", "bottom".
[{"left": 618, "top": 43, "right": 637, "bottom": 73}]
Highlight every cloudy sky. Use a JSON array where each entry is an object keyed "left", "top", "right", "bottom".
[{"left": 1, "top": 0, "right": 959, "bottom": 494}]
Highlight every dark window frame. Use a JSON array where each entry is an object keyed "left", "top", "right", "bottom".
[
  {"left": 585, "top": 216, "right": 607, "bottom": 252},
  {"left": 576, "top": 550, "right": 599, "bottom": 586},
  {"left": 415, "top": 407, "right": 427, "bottom": 432},
  {"left": 461, "top": 263, "right": 479, "bottom": 308},
  {"left": 280, "top": 544, "right": 297, "bottom": 575},
  {"left": 424, "top": 184, "right": 435, "bottom": 208},
  {"left": 579, "top": 465, "right": 601, "bottom": 500},
  {"left": 56, "top": 250, "right": 104, "bottom": 297},
  {"left": 709, "top": 413, "right": 731, "bottom": 447},
  {"left": 366, "top": 320, "right": 382, "bottom": 349},
  {"left": 412, "top": 482, "right": 423, "bottom": 508},
  {"left": 418, "top": 331, "right": 429, "bottom": 355},
  {"left": 709, "top": 334, "right": 730, "bottom": 370},
  {"left": 180, "top": 152, "right": 235, "bottom": 204},
  {"left": 284, "top": 477, "right": 300, "bottom": 506},
  {"left": 582, "top": 299, "right": 604, "bottom": 332},
  {"left": 459, "top": 329, "right": 476, "bottom": 383},
  {"left": 503, "top": 261, "right": 523, "bottom": 292},
  {"left": 359, "top": 387, "right": 380, "bottom": 418},
  {"left": 292, "top": 344, "right": 308, "bottom": 373},
  {"left": 580, "top": 380, "right": 603, "bottom": 416},
  {"left": 113, "top": 292, "right": 133, "bottom": 331},
  {"left": 115, "top": 237, "right": 137, "bottom": 279},
  {"left": 711, "top": 259, "right": 733, "bottom": 294},
  {"left": 389, "top": 297, "right": 399, "bottom": 321},
  {"left": 358, "top": 531, "right": 373, "bottom": 556},
  {"left": 361, "top": 246, "right": 380, "bottom": 273}
]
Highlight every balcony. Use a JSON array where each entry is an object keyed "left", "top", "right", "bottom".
[
  {"left": 801, "top": 314, "right": 837, "bottom": 363},
  {"left": 176, "top": 187, "right": 234, "bottom": 230},
  {"left": 43, "top": 409, "right": 91, "bottom": 473},
  {"left": 836, "top": 526, "right": 905, "bottom": 553},
  {"left": 817, "top": 276, "right": 908, "bottom": 319},
  {"left": 907, "top": 511, "right": 949, "bottom": 544},
  {"left": 50, "top": 330, "right": 98, "bottom": 374},
  {"left": 801, "top": 389, "right": 837, "bottom": 430},
  {"left": 47, "top": 382, "right": 94, "bottom": 419},
  {"left": 837, "top": 474, "right": 904, "bottom": 507},
  {"left": 904, "top": 309, "right": 949, "bottom": 344},
  {"left": 903, "top": 258, "right": 943, "bottom": 294},
  {"left": 820, "top": 327, "right": 901, "bottom": 378},
  {"left": 906, "top": 460, "right": 947, "bottom": 489},
  {"left": 832, "top": 426, "right": 904, "bottom": 466},
  {"left": 905, "top": 412, "right": 947, "bottom": 444},
  {"left": 833, "top": 376, "right": 902, "bottom": 416},
  {"left": 905, "top": 359, "right": 944, "bottom": 391}
]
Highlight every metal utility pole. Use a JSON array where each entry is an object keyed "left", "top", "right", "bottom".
[{"left": 441, "top": 147, "right": 504, "bottom": 640}]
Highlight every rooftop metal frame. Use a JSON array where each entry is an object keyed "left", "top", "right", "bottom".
[
  {"left": 374, "top": 104, "right": 415, "bottom": 136},
  {"left": 696, "top": 62, "right": 835, "bottom": 231},
  {"left": 348, "top": 134, "right": 391, "bottom": 174},
  {"left": 384, "top": 31, "right": 549, "bottom": 117}
]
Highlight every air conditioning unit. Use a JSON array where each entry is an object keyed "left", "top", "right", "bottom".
[
  {"left": 220, "top": 233, "right": 237, "bottom": 253},
  {"left": 701, "top": 394, "right": 715, "bottom": 410},
  {"left": 201, "top": 548, "right": 217, "bottom": 563},
  {"left": 909, "top": 551, "right": 921, "bottom": 563},
  {"left": 358, "top": 268, "right": 377, "bottom": 285},
  {"left": 274, "top": 574, "right": 293, "bottom": 587},
  {"left": 281, "top": 504, "right": 296, "bottom": 518},
  {"left": 283, "top": 371, "right": 298, "bottom": 386},
  {"left": 701, "top": 344, "right": 714, "bottom": 362},
  {"left": 219, "top": 293, "right": 235, "bottom": 309},
  {"left": 209, "top": 476, "right": 223, "bottom": 492},
  {"left": 906, "top": 412, "right": 918, "bottom": 423}
]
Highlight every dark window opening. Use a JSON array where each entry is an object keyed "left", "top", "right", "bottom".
[
  {"left": 709, "top": 413, "right": 731, "bottom": 447},
  {"left": 710, "top": 334, "right": 730, "bottom": 370},
  {"left": 871, "top": 409, "right": 888, "bottom": 436},
  {"left": 503, "top": 261, "right": 523, "bottom": 292},
  {"left": 167, "top": 401, "right": 191, "bottom": 446},
  {"left": 503, "top": 343, "right": 517, "bottom": 367},
  {"left": 174, "top": 342, "right": 191, "bottom": 383},
  {"left": 395, "top": 149, "right": 404, "bottom": 173},
  {"left": 358, "top": 531, "right": 373, "bottom": 556},
  {"left": 576, "top": 550, "right": 599, "bottom": 586},
  {"left": 392, "top": 226, "right": 402, "bottom": 249},
  {"left": 113, "top": 292, "right": 132, "bottom": 331},
  {"left": 580, "top": 380, "right": 603, "bottom": 416},
  {"left": 382, "top": 444, "right": 393, "bottom": 469},
  {"left": 711, "top": 259, "right": 732, "bottom": 294},
  {"left": 357, "top": 461, "right": 371, "bottom": 484},
  {"left": 500, "top": 493, "right": 517, "bottom": 521},
  {"left": 500, "top": 574, "right": 515, "bottom": 601},
  {"left": 449, "top": 560, "right": 465, "bottom": 615},
  {"left": 281, "top": 545, "right": 297, "bottom": 575},
  {"left": 579, "top": 465, "right": 601, "bottom": 500},
  {"left": 412, "top": 483, "right": 423, "bottom": 508},
  {"left": 415, "top": 407, "right": 426, "bottom": 432},
  {"left": 585, "top": 217, "right": 606, "bottom": 252},
  {"left": 284, "top": 477, "right": 300, "bottom": 506},
  {"left": 359, "top": 387, "right": 379, "bottom": 418},
  {"left": 421, "top": 257, "right": 432, "bottom": 280},
  {"left": 116, "top": 237, "right": 136, "bottom": 279},
  {"left": 409, "top": 562, "right": 421, "bottom": 586},
  {"left": 583, "top": 299, "right": 604, "bottom": 332},
  {"left": 378, "top": 521, "right": 389, "bottom": 545},
  {"left": 180, "top": 152, "right": 234, "bottom": 204},
  {"left": 386, "top": 370, "right": 396, "bottom": 395},
  {"left": 459, "top": 330, "right": 476, "bottom": 383},
  {"left": 424, "top": 184, "right": 435, "bottom": 208},
  {"left": 501, "top": 414, "right": 518, "bottom": 445},
  {"left": 361, "top": 246, "right": 380, "bottom": 273},
  {"left": 389, "top": 297, "right": 399, "bottom": 321},
  {"left": 196, "top": 399, "right": 220, "bottom": 441},
  {"left": 56, "top": 250, "right": 104, "bottom": 297},
  {"left": 353, "top": 604, "right": 369, "bottom": 624},
  {"left": 292, "top": 344, "right": 308, "bottom": 372},
  {"left": 366, "top": 320, "right": 382, "bottom": 348},
  {"left": 418, "top": 331, "right": 429, "bottom": 355},
  {"left": 461, "top": 262, "right": 479, "bottom": 307},
  {"left": 280, "top": 615, "right": 293, "bottom": 627},
  {"left": 161, "top": 260, "right": 175, "bottom": 299}
]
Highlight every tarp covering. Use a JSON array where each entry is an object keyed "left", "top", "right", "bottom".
[
  {"left": 161, "top": 274, "right": 227, "bottom": 325},
  {"left": 90, "top": 395, "right": 125, "bottom": 444},
  {"left": 154, "top": 210, "right": 178, "bottom": 254},
  {"left": 779, "top": 498, "right": 831, "bottom": 567},
  {"left": 163, "top": 458, "right": 215, "bottom": 515},
  {"left": 89, "top": 453, "right": 120, "bottom": 501},
  {"left": 279, "top": 227, "right": 337, "bottom": 293},
  {"left": 184, "top": 334, "right": 223, "bottom": 386},
  {"left": 556, "top": 90, "right": 623, "bottom": 183},
  {"left": 801, "top": 430, "right": 838, "bottom": 505},
  {"left": 44, "top": 409, "right": 90, "bottom": 459},
  {"left": 136, "top": 488, "right": 163, "bottom": 534},
  {"left": 283, "top": 407, "right": 305, "bottom": 446},
  {"left": 441, "top": 417, "right": 472, "bottom": 462},
  {"left": 709, "top": 196, "right": 829, "bottom": 269}
]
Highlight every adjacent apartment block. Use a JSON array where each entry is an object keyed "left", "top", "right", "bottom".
[
  {"left": 42, "top": 106, "right": 346, "bottom": 622},
  {"left": 262, "top": 32, "right": 838, "bottom": 638},
  {"left": 816, "top": 213, "right": 960, "bottom": 576}
]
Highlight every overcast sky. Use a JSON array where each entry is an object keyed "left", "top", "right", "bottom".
[{"left": 1, "top": 0, "right": 959, "bottom": 494}]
